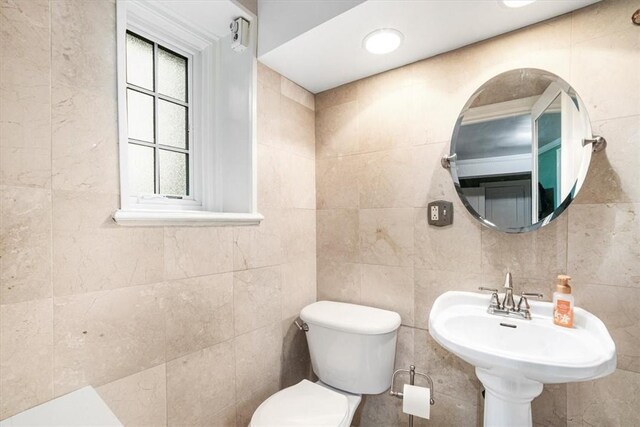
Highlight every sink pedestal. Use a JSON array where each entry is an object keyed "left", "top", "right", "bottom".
[{"left": 476, "top": 368, "right": 543, "bottom": 427}]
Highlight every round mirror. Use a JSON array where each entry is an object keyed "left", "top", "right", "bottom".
[{"left": 448, "top": 68, "right": 600, "bottom": 233}]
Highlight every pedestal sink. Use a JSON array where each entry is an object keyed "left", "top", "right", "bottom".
[{"left": 429, "top": 291, "right": 616, "bottom": 427}]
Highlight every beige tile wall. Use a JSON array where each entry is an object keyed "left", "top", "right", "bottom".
[
  {"left": 316, "top": 1, "right": 640, "bottom": 426},
  {"left": 0, "top": 0, "right": 316, "bottom": 425}
]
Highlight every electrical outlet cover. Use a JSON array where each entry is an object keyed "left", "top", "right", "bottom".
[{"left": 427, "top": 200, "right": 453, "bottom": 226}]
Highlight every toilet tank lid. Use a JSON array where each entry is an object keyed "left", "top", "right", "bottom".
[{"left": 300, "top": 301, "right": 401, "bottom": 335}]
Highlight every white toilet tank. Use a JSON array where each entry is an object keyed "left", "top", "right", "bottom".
[{"left": 300, "top": 301, "right": 401, "bottom": 395}]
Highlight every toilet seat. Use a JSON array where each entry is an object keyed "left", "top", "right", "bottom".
[{"left": 250, "top": 380, "right": 349, "bottom": 427}]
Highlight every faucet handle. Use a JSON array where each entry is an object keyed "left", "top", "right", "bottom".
[
  {"left": 503, "top": 272, "right": 513, "bottom": 289},
  {"left": 521, "top": 292, "right": 543, "bottom": 299},
  {"left": 478, "top": 287, "right": 501, "bottom": 309},
  {"left": 517, "top": 292, "right": 543, "bottom": 312}
]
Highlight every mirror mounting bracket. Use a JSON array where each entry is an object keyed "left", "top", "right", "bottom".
[
  {"left": 441, "top": 153, "right": 456, "bottom": 169},
  {"left": 582, "top": 135, "right": 607, "bottom": 153}
]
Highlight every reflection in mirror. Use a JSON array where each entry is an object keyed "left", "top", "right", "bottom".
[{"left": 449, "top": 69, "right": 597, "bottom": 233}]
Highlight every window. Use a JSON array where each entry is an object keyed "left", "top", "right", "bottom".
[
  {"left": 114, "top": 1, "right": 261, "bottom": 226},
  {"left": 125, "top": 32, "right": 192, "bottom": 199}
]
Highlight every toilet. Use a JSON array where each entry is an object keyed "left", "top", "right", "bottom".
[{"left": 250, "top": 301, "right": 402, "bottom": 426}]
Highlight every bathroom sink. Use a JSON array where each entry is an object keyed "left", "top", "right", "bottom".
[{"left": 429, "top": 291, "right": 616, "bottom": 426}]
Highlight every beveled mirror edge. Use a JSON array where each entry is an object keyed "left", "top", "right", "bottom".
[{"left": 443, "top": 68, "right": 606, "bottom": 234}]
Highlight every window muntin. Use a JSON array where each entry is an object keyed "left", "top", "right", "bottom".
[{"left": 125, "top": 31, "right": 191, "bottom": 198}]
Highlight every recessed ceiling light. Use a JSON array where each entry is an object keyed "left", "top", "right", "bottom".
[
  {"left": 363, "top": 28, "right": 403, "bottom": 55},
  {"left": 502, "top": 0, "right": 536, "bottom": 7}
]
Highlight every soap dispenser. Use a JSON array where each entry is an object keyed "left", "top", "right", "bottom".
[{"left": 553, "top": 275, "right": 574, "bottom": 328}]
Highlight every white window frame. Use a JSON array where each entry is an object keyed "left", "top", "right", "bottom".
[
  {"left": 114, "top": 0, "right": 262, "bottom": 226},
  {"left": 125, "top": 30, "right": 197, "bottom": 207}
]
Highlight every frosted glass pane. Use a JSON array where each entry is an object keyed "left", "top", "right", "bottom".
[
  {"left": 157, "top": 47, "right": 187, "bottom": 101},
  {"left": 128, "top": 144, "right": 155, "bottom": 195},
  {"left": 158, "top": 100, "right": 187, "bottom": 149},
  {"left": 127, "top": 89, "right": 154, "bottom": 142},
  {"left": 126, "top": 33, "right": 153, "bottom": 90},
  {"left": 159, "top": 149, "right": 188, "bottom": 195}
]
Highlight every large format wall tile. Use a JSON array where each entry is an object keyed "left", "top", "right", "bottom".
[
  {"left": 0, "top": 298, "right": 53, "bottom": 419},
  {"left": 414, "top": 269, "right": 483, "bottom": 329},
  {"left": 165, "top": 273, "right": 234, "bottom": 361},
  {"left": 0, "top": 0, "right": 51, "bottom": 188},
  {"left": 574, "top": 283, "right": 640, "bottom": 373},
  {"left": 359, "top": 208, "right": 414, "bottom": 267},
  {"left": 280, "top": 95, "right": 315, "bottom": 159},
  {"left": 315, "top": 82, "right": 357, "bottom": 112},
  {"left": 164, "top": 227, "right": 234, "bottom": 280},
  {"left": 53, "top": 191, "right": 164, "bottom": 296},
  {"left": 361, "top": 264, "right": 414, "bottom": 326},
  {"left": 234, "top": 323, "right": 282, "bottom": 400},
  {"left": 280, "top": 318, "right": 313, "bottom": 389},
  {"left": 0, "top": 186, "right": 52, "bottom": 304},
  {"left": 316, "top": 155, "right": 360, "bottom": 209},
  {"left": 235, "top": 382, "right": 279, "bottom": 427},
  {"left": 281, "top": 208, "right": 316, "bottom": 263},
  {"left": 413, "top": 329, "right": 480, "bottom": 404},
  {"left": 357, "top": 85, "right": 427, "bottom": 153},
  {"left": 315, "top": 101, "right": 359, "bottom": 158},
  {"left": 575, "top": 115, "right": 640, "bottom": 204},
  {"left": 96, "top": 364, "right": 167, "bottom": 427},
  {"left": 281, "top": 259, "right": 316, "bottom": 320},
  {"left": 567, "top": 369, "right": 640, "bottom": 426},
  {"left": 482, "top": 214, "right": 568, "bottom": 282},
  {"left": 570, "top": 27, "right": 640, "bottom": 122},
  {"left": 412, "top": 142, "right": 459, "bottom": 207},
  {"left": 51, "top": 0, "right": 119, "bottom": 194},
  {"left": 233, "top": 208, "right": 283, "bottom": 270},
  {"left": 281, "top": 77, "right": 314, "bottom": 112},
  {"left": 570, "top": 0, "right": 639, "bottom": 44},
  {"left": 257, "top": 82, "right": 280, "bottom": 149},
  {"left": 567, "top": 203, "right": 640, "bottom": 287},
  {"left": 257, "top": 143, "right": 283, "bottom": 210},
  {"left": 358, "top": 148, "right": 418, "bottom": 209},
  {"left": 532, "top": 384, "right": 567, "bottom": 427},
  {"left": 281, "top": 152, "right": 316, "bottom": 209},
  {"left": 317, "top": 209, "right": 359, "bottom": 263},
  {"left": 414, "top": 204, "right": 483, "bottom": 274},
  {"left": 166, "top": 341, "right": 236, "bottom": 427},
  {"left": 463, "top": 16, "right": 572, "bottom": 87},
  {"left": 53, "top": 284, "right": 166, "bottom": 396},
  {"left": 233, "top": 266, "right": 282, "bottom": 336},
  {"left": 316, "top": 259, "right": 361, "bottom": 304}
]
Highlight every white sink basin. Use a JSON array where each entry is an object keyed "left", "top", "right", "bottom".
[{"left": 429, "top": 291, "right": 616, "bottom": 427}]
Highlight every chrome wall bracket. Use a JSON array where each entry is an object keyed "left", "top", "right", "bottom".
[
  {"left": 582, "top": 135, "right": 607, "bottom": 153},
  {"left": 390, "top": 365, "right": 435, "bottom": 427},
  {"left": 441, "top": 153, "right": 456, "bottom": 169}
]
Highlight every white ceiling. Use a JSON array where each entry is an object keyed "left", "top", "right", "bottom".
[
  {"left": 142, "top": 0, "right": 255, "bottom": 41},
  {"left": 258, "top": 0, "right": 600, "bottom": 94}
]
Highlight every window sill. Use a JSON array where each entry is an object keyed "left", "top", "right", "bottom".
[{"left": 112, "top": 209, "right": 264, "bottom": 227}]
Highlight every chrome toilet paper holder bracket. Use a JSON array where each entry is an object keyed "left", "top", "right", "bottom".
[{"left": 390, "top": 365, "right": 435, "bottom": 406}]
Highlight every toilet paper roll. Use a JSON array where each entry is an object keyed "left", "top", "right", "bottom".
[{"left": 402, "top": 384, "right": 430, "bottom": 419}]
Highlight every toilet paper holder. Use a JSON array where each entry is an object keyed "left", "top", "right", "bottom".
[
  {"left": 390, "top": 364, "right": 435, "bottom": 405},
  {"left": 390, "top": 365, "right": 435, "bottom": 427}
]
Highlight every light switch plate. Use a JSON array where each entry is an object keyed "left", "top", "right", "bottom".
[{"left": 427, "top": 200, "right": 453, "bottom": 226}]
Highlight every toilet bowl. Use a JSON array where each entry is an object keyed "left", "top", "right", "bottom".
[{"left": 250, "top": 301, "right": 401, "bottom": 427}]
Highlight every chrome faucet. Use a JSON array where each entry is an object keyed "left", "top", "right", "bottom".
[
  {"left": 479, "top": 273, "right": 543, "bottom": 320},
  {"left": 502, "top": 272, "right": 515, "bottom": 311}
]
